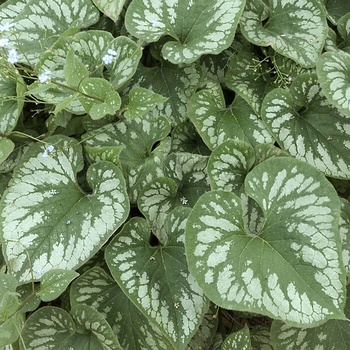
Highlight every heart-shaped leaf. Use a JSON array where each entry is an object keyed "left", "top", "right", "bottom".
[
  {"left": 186, "top": 157, "right": 346, "bottom": 326},
  {"left": 316, "top": 50, "right": 350, "bottom": 117},
  {"left": 261, "top": 73, "right": 350, "bottom": 179},
  {"left": 188, "top": 90, "right": 272, "bottom": 151},
  {"left": 38, "top": 269, "right": 79, "bottom": 302},
  {"left": 105, "top": 208, "right": 209, "bottom": 350},
  {"left": 125, "top": 0, "right": 245, "bottom": 64},
  {"left": 70, "top": 267, "right": 173, "bottom": 350},
  {"left": 0, "top": 136, "right": 129, "bottom": 283},
  {"left": 8, "top": 0, "right": 100, "bottom": 65},
  {"left": 240, "top": 0, "right": 327, "bottom": 67}
]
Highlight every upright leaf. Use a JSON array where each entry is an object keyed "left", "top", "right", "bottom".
[
  {"left": 186, "top": 157, "right": 346, "bottom": 327},
  {"left": 125, "top": 0, "right": 246, "bottom": 64},
  {"left": 0, "top": 136, "right": 129, "bottom": 283}
]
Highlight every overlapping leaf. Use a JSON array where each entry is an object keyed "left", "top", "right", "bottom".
[
  {"left": 92, "top": 0, "right": 126, "bottom": 22},
  {"left": 222, "top": 325, "right": 252, "bottom": 350},
  {"left": 188, "top": 90, "right": 272, "bottom": 151},
  {"left": 105, "top": 208, "right": 209, "bottom": 350},
  {"left": 125, "top": 0, "right": 245, "bottom": 64},
  {"left": 186, "top": 157, "right": 346, "bottom": 326},
  {"left": 0, "top": 135, "right": 129, "bottom": 283},
  {"left": 316, "top": 50, "right": 350, "bottom": 117},
  {"left": 70, "top": 267, "right": 173, "bottom": 350},
  {"left": 261, "top": 73, "right": 350, "bottom": 179},
  {"left": 240, "top": 0, "right": 327, "bottom": 67}
]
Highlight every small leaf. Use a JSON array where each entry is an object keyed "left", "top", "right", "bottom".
[
  {"left": 0, "top": 138, "right": 15, "bottom": 166},
  {"left": 125, "top": 0, "right": 245, "bottom": 64},
  {"left": 124, "top": 87, "right": 168, "bottom": 120},
  {"left": 92, "top": 0, "right": 126, "bottom": 22},
  {"left": 105, "top": 208, "right": 209, "bottom": 350},
  {"left": 222, "top": 325, "right": 253, "bottom": 350},
  {"left": 261, "top": 73, "right": 350, "bottom": 179},
  {"left": 38, "top": 269, "right": 79, "bottom": 302},
  {"left": 240, "top": 0, "right": 328, "bottom": 67},
  {"left": 64, "top": 48, "right": 89, "bottom": 87},
  {"left": 316, "top": 50, "right": 350, "bottom": 117},
  {"left": 0, "top": 136, "right": 129, "bottom": 283},
  {"left": 186, "top": 157, "right": 346, "bottom": 326}
]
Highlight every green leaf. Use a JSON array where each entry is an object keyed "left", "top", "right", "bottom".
[
  {"left": 0, "top": 291, "right": 20, "bottom": 321},
  {"left": 0, "top": 314, "right": 22, "bottom": 347},
  {"left": 9, "top": 0, "right": 100, "bottom": 65},
  {"left": 0, "top": 59, "right": 25, "bottom": 135},
  {"left": 0, "top": 136, "right": 129, "bottom": 283},
  {"left": 92, "top": 0, "right": 126, "bottom": 22},
  {"left": 316, "top": 50, "right": 350, "bottom": 117},
  {"left": 0, "top": 274, "right": 18, "bottom": 298},
  {"left": 222, "top": 325, "right": 252, "bottom": 350},
  {"left": 38, "top": 269, "right": 79, "bottom": 302},
  {"left": 124, "top": 87, "right": 168, "bottom": 120},
  {"left": 208, "top": 140, "right": 255, "bottom": 194},
  {"left": 64, "top": 48, "right": 89, "bottom": 87},
  {"left": 125, "top": 0, "right": 245, "bottom": 64},
  {"left": 130, "top": 63, "right": 202, "bottom": 125},
  {"left": 340, "top": 198, "right": 350, "bottom": 276},
  {"left": 240, "top": 0, "right": 328, "bottom": 67},
  {"left": 105, "top": 208, "right": 209, "bottom": 350},
  {"left": 185, "top": 157, "right": 346, "bottom": 327},
  {"left": 70, "top": 267, "right": 173, "bottom": 350},
  {"left": 261, "top": 73, "right": 350, "bottom": 179},
  {"left": 0, "top": 139, "right": 14, "bottom": 166},
  {"left": 83, "top": 114, "right": 171, "bottom": 203},
  {"left": 188, "top": 90, "right": 272, "bottom": 151}
]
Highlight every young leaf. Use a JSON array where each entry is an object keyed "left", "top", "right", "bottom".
[
  {"left": 0, "top": 136, "right": 129, "bottom": 283},
  {"left": 105, "top": 208, "right": 209, "bottom": 350},
  {"left": 185, "top": 157, "right": 346, "bottom": 327},
  {"left": 240, "top": 0, "right": 327, "bottom": 67},
  {"left": 221, "top": 325, "right": 252, "bottom": 350},
  {"left": 124, "top": 87, "right": 168, "bottom": 120},
  {"left": 92, "top": 0, "right": 126, "bottom": 22},
  {"left": 316, "top": 50, "right": 350, "bottom": 117},
  {"left": 125, "top": 0, "right": 245, "bottom": 64},
  {"left": 0, "top": 138, "right": 14, "bottom": 166},
  {"left": 70, "top": 267, "right": 173, "bottom": 350},
  {"left": 38, "top": 269, "right": 79, "bottom": 302},
  {"left": 64, "top": 48, "right": 89, "bottom": 87},
  {"left": 261, "top": 73, "right": 350, "bottom": 179}
]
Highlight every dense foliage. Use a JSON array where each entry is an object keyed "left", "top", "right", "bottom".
[{"left": 1, "top": 0, "right": 350, "bottom": 349}]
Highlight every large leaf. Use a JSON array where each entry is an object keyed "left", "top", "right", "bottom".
[
  {"left": 270, "top": 285, "right": 350, "bottom": 350},
  {"left": 0, "top": 136, "right": 129, "bottom": 283},
  {"left": 188, "top": 90, "right": 273, "bottom": 151},
  {"left": 261, "top": 73, "right": 350, "bottom": 179},
  {"left": 70, "top": 267, "right": 173, "bottom": 350},
  {"left": 105, "top": 208, "right": 209, "bottom": 350},
  {"left": 8, "top": 0, "right": 100, "bottom": 65},
  {"left": 125, "top": 0, "right": 245, "bottom": 64},
  {"left": 240, "top": 0, "right": 328, "bottom": 67},
  {"left": 185, "top": 157, "right": 346, "bottom": 326},
  {"left": 316, "top": 50, "right": 350, "bottom": 117}
]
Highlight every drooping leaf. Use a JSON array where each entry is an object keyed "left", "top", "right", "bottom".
[
  {"left": 188, "top": 90, "right": 272, "bottom": 151},
  {"left": 38, "top": 269, "right": 79, "bottom": 302},
  {"left": 240, "top": 0, "right": 328, "bottom": 67},
  {"left": 125, "top": 0, "right": 246, "bottom": 64},
  {"left": 261, "top": 73, "right": 350, "bottom": 179},
  {"left": 316, "top": 50, "right": 350, "bottom": 117},
  {"left": 185, "top": 157, "right": 346, "bottom": 327},
  {"left": 8, "top": 0, "right": 100, "bottom": 65},
  {"left": 70, "top": 267, "right": 173, "bottom": 350},
  {"left": 221, "top": 325, "right": 252, "bottom": 350},
  {"left": 0, "top": 136, "right": 129, "bottom": 283},
  {"left": 105, "top": 208, "right": 209, "bottom": 350}
]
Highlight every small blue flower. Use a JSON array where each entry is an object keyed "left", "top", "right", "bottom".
[
  {"left": 0, "top": 38, "right": 9, "bottom": 47},
  {"left": 7, "top": 48, "right": 18, "bottom": 64},
  {"left": 102, "top": 54, "right": 113, "bottom": 65},
  {"left": 38, "top": 69, "right": 52, "bottom": 83}
]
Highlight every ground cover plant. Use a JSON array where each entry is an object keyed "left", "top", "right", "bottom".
[{"left": 1, "top": 0, "right": 350, "bottom": 349}]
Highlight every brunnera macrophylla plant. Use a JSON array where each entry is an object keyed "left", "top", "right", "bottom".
[{"left": 1, "top": 0, "right": 350, "bottom": 349}]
